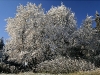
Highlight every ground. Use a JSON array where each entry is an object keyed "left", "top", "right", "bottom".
[{"left": 0, "top": 69, "right": 100, "bottom": 75}]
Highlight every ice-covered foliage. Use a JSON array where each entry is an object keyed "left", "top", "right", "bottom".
[
  {"left": 37, "top": 56, "right": 95, "bottom": 73},
  {"left": 65, "top": 15, "right": 94, "bottom": 59},
  {"left": 4, "top": 2, "right": 100, "bottom": 74},
  {"left": 6, "top": 3, "right": 45, "bottom": 52},
  {"left": 5, "top": 3, "right": 46, "bottom": 62},
  {"left": 69, "top": 15, "right": 93, "bottom": 47},
  {"left": 5, "top": 2, "right": 77, "bottom": 63},
  {"left": 43, "top": 3, "right": 77, "bottom": 56}
]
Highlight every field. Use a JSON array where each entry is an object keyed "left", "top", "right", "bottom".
[{"left": 1, "top": 69, "right": 100, "bottom": 75}]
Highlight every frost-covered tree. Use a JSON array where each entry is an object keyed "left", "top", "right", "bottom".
[
  {"left": 5, "top": 2, "right": 46, "bottom": 64},
  {"left": 66, "top": 15, "right": 94, "bottom": 59},
  {"left": 5, "top": 2, "right": 77, "bottom": 64},
  {"left": 43, "top": 3, "right": 77, "bottom": 57},
  {"left": 3, "top": 2, "right": 100, "bottom": 73}
]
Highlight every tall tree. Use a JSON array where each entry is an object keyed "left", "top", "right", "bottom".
[
  {"left": 43, "top": 3, "right": 77, "bottom": 56},
  {"left": 67, "top": 15, "right": 94, "bottom": 58},
  {"left": 5, "top": 2, "right": 45, "bottom": 63},
  {"left": 5, "top": 2, "right": 77, "bottom": 65}
]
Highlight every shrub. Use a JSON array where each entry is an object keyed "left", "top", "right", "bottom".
[{"left": 36, "top": 56, "right": 96, "bottom": 74}]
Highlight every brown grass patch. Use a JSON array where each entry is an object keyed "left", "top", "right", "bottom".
[{"left": 0, "top": 69, "right": 100, "bottom": 75}]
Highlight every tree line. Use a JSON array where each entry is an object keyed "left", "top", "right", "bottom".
[{"left": 0, "top": 2, "right": 100, "bottom": 74}]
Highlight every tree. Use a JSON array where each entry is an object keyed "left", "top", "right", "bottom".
[
  {"left": 5, "top": 2, "right": 77, "bottom": 63},
  {"left": 3, "top": 2, "right": 79, "bottom": 73},
  {"left": 0, "top": 37, "right": 4, "bottom": 50},
  {"left": 4, "top": 2, "right": 100, "bottom": 73},
  {"left": 67, "top": 15, "right": 94, "bottom": 59},
  {"left": 43, "top": 3, "right": 77, "bottom": 57},
  {"left": 5, "top": 2, "right": 45, "bottom": 64},
  {"left": 95, "top": 11, "right": 100, "bottom": 31}
]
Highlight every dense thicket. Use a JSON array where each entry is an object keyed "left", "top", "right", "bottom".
[{"left": 1, "top": 2, "right": 100, "bottom": 73}]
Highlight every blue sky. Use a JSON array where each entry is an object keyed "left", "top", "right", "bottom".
[{"left": 0, "top": 0, "right": 100, "bottom": 41}]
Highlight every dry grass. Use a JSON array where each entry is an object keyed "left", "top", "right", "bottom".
[{"left": 1, "top": 69, "right": 100, "bottom": 75}]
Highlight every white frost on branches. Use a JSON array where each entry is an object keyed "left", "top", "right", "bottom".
[{"left": 5, "top": 2, "right": 77, "bottom": 63}]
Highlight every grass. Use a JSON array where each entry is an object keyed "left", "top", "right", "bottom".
[{"left": 1, "top": 69, "right": 100, "bottom": 75}]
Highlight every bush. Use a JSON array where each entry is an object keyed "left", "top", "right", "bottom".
[
  {"left": 93, "top": 55, "right": 100, "bottom": 67},
  {"left": 36, "top": 56, "right": 96, "bottom": 74}
]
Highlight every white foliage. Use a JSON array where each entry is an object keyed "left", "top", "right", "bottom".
[
  {"left": 5, "top": 2, "right": 77, "bottom": 63},
  {"left": 43, "top": 4, "right": 77, "bottom": 54},
  {"left": 4, "top": 2, "right": 100, "bottom": 73},
  {"left": 69, "top": 15, "right": 93, "bottom": 47},
  {"left": 37, "top": 57, "right": 95, "bottom": 73}
]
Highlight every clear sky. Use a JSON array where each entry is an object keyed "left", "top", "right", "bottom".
[{"left": 0, "top": 0, "right": 100, "bottom": 41}]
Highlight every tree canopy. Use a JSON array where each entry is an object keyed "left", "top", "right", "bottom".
[{"left": 2, "top": 2, "right": 100, "bottom": 73}]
